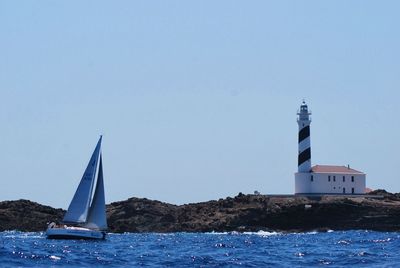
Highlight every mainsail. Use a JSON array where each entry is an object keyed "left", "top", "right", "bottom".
[
  {"left": 63, "top": 137, "right": 102, "bottom": 223},
  {"left": 85, "top": 154, "right": 108, "bottom": 230}
]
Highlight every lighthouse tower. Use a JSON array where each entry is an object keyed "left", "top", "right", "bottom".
[
  {"left": 295, "top": 101, "right": 314, "bottom": 194},
  {"left": 297, "top": 101, "right": 312, "bottom": 172}
]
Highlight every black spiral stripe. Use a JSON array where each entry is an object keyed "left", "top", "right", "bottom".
[
  {"left": 298, "top": 148, "right": 311, "bottom": 167},
  {"left": 298, "top": 125, "right": 310, "bottom": 143}
]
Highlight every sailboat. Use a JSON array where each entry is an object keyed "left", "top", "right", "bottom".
[{"left": 46, "top": 136, "right": 108, "bottom": 239}]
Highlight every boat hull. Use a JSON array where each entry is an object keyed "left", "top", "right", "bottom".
[{"left": 46, "top": 226, "right": 106, "bottom": 240}]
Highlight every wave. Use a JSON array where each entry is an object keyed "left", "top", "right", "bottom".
[
  {"left": 206, "top": 230, "right": 281, "bottom": 236},
  {"left": 1, "top": 230, "right": 44, "bottom": 239},
  {"left": 243, "top": 230, "right": 281, "bottom": 236}
]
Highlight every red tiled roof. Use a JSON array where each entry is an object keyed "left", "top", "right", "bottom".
[{"left": 311, "top": 165, "right": 364, "bottom": 174}]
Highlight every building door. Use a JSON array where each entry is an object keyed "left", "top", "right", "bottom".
[
  {"left": 352, "top": 188, "right": 354, "bottom": 194},
  {"left": 343, "top": 187, "right": 346, "bottom": 194}
]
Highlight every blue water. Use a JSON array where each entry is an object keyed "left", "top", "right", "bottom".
[{"left": 0, "top": 230, "right": 399, "bottom": 267}]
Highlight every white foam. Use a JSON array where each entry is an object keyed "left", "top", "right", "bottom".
[
  {"left": 243, "top": 230, "right": 280, "bottom": 237},
  {"left": 49, "top": 255, "right": 61, "bottom": 260},
  {"left": 2, "top": 231, "right": 44, "bottom": 239},
  {"left": 206, "top": 230, "right": 280, "bottom": 236}
]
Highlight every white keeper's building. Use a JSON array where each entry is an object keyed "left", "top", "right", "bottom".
[{"left": 294, "top": 101, "right": 366, "bottom": 195}]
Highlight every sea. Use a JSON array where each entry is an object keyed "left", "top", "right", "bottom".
[{"left": 0, "top": 230, "right": 399, "bottom": 267}]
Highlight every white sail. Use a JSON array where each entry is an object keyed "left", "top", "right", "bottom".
[
  {"left": 63, "top": 136, "right": 102, "bottom": 223},
  {"left": 84, "top": 154, "right": 108, "bottom": 230}
]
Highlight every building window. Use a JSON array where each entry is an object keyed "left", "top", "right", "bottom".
[
  {"left": 333, "top": 176, "right": 336, "bottom": 182},
  {"left": 343, "top": 176, "right": 345, "bottom": 182},
  {"left": 351, "top": 176, "right": 354, "bottom": 182},
  {"left": 352, "top": 188, "right": 355, "bottom": 194},
  {"left": 311, "top": 175, "right": 313, "bottom": 182},
  {"left": 328, "top": 175, "right": 331, "bottom": 182}
]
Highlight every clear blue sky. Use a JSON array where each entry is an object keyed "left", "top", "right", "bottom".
[{"left": 1, "top": 1, "right": 399, "bottom": 208}]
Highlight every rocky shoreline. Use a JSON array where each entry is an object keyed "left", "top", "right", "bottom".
[{"left": 1, "top": 190, "right": 400, "bottom": 233}]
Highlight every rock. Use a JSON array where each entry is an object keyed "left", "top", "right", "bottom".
[
  {"left": 369, "top": 189, "right": 400, "bottom": 201},
  {"left": 2, "top": 192, "right": 400, "bottom": 233},
  {"left": 0, "top": 199, "right": 64, "bottom": 232}
]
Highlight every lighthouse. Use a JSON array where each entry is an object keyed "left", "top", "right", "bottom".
[
  {"left": 294, "top": 101, "right": 367, "bottom": 195},
  {"left": 297, "top": 101, "right": 312, "bottom": 173}
]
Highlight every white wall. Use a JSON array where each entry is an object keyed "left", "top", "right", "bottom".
[{"left": 295, "top": 172, "right": 366, "bottom": 194}]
